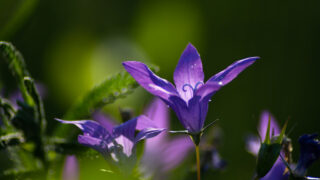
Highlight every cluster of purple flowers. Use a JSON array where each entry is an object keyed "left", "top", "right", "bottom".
[{"left": 57, "top": 43, "right": 320, "bottom": 180}]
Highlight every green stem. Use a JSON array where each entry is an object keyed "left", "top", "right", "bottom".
[{"left": 195, "top": 145, "right": 201, "bottom": 180}]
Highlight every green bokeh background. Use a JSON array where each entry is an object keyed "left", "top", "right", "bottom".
[{"left": 0, "top": 0, "right": 319, "bottom": 179}]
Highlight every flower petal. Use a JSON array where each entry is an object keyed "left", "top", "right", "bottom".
[
  {"left": 195, "top": 81, "right": 221, "bottom": 101},
  {"left": 161, "top": 136, "right": 193, "bottom": 171},
  {"left": 246, "top": 135, "right": 261, "bottom": 156},
  {"left": 258, "top": 111, "right": 280, "bottom": 140},
  {"left": 135, "top": 115, "right": 158, "bottom": 131},
  {"left": 122, "top": 61, "right": 178, "bottom": 101},
  {"left": 55, "top": 118, "right": 110, "bottom": 139},
  {"left": 173, "top": 43, "right": 204, "bottom": 101},
  {"left": 78, "top": 135, "right": 108, "bottom": 153},
  {"left": 208, "top": 57, "right": 259, "bottom": 86},
  {"left": 113, "top": 135, "right": 134, "bottom": 157},
  {"left": 62, "top": 155, "right": 79, "bottom": 180},
  {"left": 92, "top": 111, "right": 117, "bottom": 134},
  {"left": 144, "top": 98, "right": 169, "bottom": 129},
  {"left": 112, "top": 117, "right": 137, "bottom": 142},
  {"left": 168, "top": 96, "right": 205, "bottom": 133},
  {"left": 134, "top": 128, "right": 165, "bottom": 144},
  {"left": 260, "top": 157, "right": 288, "bottom": 180}
]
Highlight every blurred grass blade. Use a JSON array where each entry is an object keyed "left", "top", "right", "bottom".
[
  {"left": 0, "top": 41, "right": 33, "bottom": 105},
  {"left": 0, "top": 0, "right": 39, "bottom": 39}
]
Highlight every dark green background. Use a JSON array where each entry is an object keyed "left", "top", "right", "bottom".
[{"left": 1, "top": 0, "right": 319, "bottom": 179}]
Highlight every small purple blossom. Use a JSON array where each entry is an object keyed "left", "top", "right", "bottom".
[
  {"left": 294, "top": 134, "right": 320, "bottom": 177},
  {"left": 246, "top": 111, "right": 288, "bottom": 180},
  {"left": 56, "top": 115, "right": 165, "bottom": 172},
  {"left": 123, "top": 43, "right": 258, "bottom": 133},
  {"left": 140, "top": 98, "right": 194, "bottom": 179}
]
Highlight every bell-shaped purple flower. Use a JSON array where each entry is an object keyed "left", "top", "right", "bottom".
[
  {"left": 139, "top": 98, "right": 194, "bottom": 179},
  {"left": 294, "top": 134, "right": 320, "bottom": 177},
  {"left": 56, "top": 115, "right": 165, "bottom": 172},
  {"left": 246, "top": 111, "right": 288, "bottom": 180},
  {"left": 123, "top": 43, "right": 258, "bottom": 133}
]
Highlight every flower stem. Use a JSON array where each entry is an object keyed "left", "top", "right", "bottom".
[{"left": 195, "top": 145, "right": 201, "bottom": 180}]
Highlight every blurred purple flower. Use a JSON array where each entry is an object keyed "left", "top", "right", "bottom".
[
  {"left": 201, "top": 147, "right": 227, "bottom": 172},
  {"left": 56, "top": 115, "right": 165, "bottom": 172},
  {"left": 294, "top": 134, "right": 320, "bottom": 177},
  {"left": 139, "top": 98, "right": 194, "bottom": 179},
  {"left": 123, "top": 43, "right": 258, "bottom": 133},
  {"left": 246, "top": 111, "right": 288, "bottom": 180},
  {"left": 62, "top": 155, "right": 79, "bottom": 180}
]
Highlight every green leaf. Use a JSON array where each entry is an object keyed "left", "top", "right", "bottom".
[
  {"left": 0, "top": 132, "right": 25, "bottom": 150},
  {"left": 24, "top": 77, "right": 46, "bottom": 134},
  {"left": 63, "top": 71, "right": 140, "bottom": 120},
  {"left": 0, "top": 97, "right": 16, "bottom": 130},
  {"left": 54, "top": 66, "right": 158, "bottom": 137},
  {"left": 63, "top": 65, "right": 158, "bottom": 120},
  {"left": 0, "top": 41, "right": 33, "bottom": 106},
  {"left": 53, "top": 71, "right": 140, "bottom": 137},
  {"left": 0, "top": 146, "right": 43, "bottom": 179},
  {"left": 0, "top": 42, "right": 47, "bottom": 164}
]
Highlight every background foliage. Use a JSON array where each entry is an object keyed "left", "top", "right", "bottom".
[{"left": 0, "top": 0, "right": 319, "bottom": 179}]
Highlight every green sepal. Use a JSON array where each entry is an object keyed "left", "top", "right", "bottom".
[
  {"left": 263, "top": 115, "right": 272, "bottom": 144},
  {"left": 189, "top": 132, "right": 203, "bottom": 146},
  {"left": 256, "top": 142, "right": 282, "bottom": 177},
  {"left": 276, "top": 120, "right": 288, "bottom": 144}
]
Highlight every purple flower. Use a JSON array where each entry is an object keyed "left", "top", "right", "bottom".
[
  {"left": 56, "top": 115, "right": 165, "bottom": 172},
  {"left": 246, "top": 111, "right": 288, "bottom": 180},
  {"left": 62, "top": 155, "right": 79, "bottom": 180},
  {"left": 294, "top": 134, "right": 320, "bottom": 177},
  {"left": 123, "top": 43, "right": 258, "bottom": 133},
  {"left": 139, "top": 98, "right": 194, "bottom": 179}
]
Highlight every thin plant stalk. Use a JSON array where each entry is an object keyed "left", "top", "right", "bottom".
[{"left": 195, "top": 145, "right": 201, "bottom": 180}]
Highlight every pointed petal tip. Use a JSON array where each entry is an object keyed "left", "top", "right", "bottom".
[
  {"left": 55, "top": 118, "right": 66, "bottom": 123},
  {"left": 122, "top": 61, "right": 140, "bottom": 67},
  {"left": 186, "top": 42, "right": 196, "bottom": 49},
  {"left": 184, "top": 43, "right": 200, "bottom": 56},
  {"left": 240, "top": 56, "right": 260, "bottom": 63}
]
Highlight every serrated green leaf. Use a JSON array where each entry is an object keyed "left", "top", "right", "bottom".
[
  {"left": 24, "top": 77, "right": 46, "bottom": 133},
  {"left": 0, "top": 42, "right": 48, "bottom": 166},
  {"left": 0, "top": 41, "right": 33, "bottom": 106},
  {"left": 0, "top": 132, "right": 25, "bottom": 150},
  {"left": 0, "top": 97, "right": 16, "bottom": 131},
  {"left": 63, "top": 65, "right": 158, "bottom": 120},
  {"left": 54, "top": 66, "right": 158, "bottom": 140},
  {"left": 0, "top": 146, "right": 43, "bottom": 179},
  {"left": 63, "top": 71, "right": 139, "bottom": 120}
]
